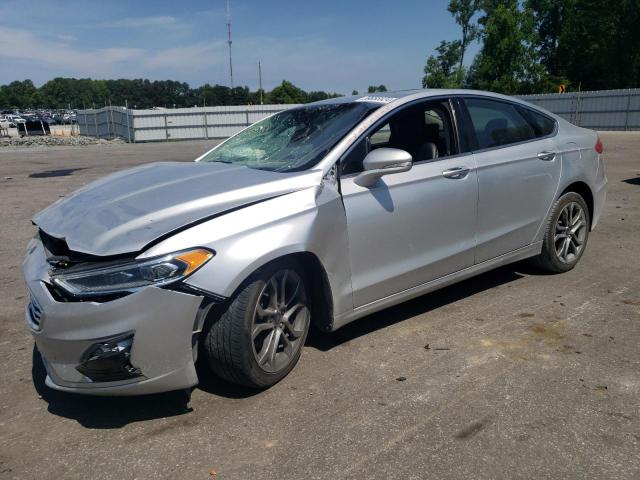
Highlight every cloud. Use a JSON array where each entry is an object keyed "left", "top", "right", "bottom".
[
  {"left": 0, "top": 26, "right": 225, "bottom": 81},
  {"left": 0, "top": 24, "right": 419, "bottom": 93},
  {"left": 97, "top": 16, "right": 178, "bottom": 29},
  {"left": 52, "top": 33, "right": 77, "bottom": 42},
  {"left": 0, "top": 26, "right": 144, "bottom": 73}
]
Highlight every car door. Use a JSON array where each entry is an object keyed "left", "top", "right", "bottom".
[
  {"left": 459, "top": 96, "right": 561, "bottom": 263},
  {"left": 340, "top": 99, "right": 478, "bottom": 307}
]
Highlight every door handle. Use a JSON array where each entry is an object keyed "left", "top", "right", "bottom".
[
  {"left": 537, "top": 151, "right": 556, "bottom": 161},
  {"left": 442, "top": 167, "right": 470, "bottom": 179}
]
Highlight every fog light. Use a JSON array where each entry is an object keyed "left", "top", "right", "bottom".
[{"left": 76, "top": 334, "right": 142, "bottom": 382}]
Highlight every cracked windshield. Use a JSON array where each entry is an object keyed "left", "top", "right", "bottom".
[{"left": 200, "top": 102, "right": 379, "bottom": 172}]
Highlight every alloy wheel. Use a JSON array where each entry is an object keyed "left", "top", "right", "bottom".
[
  {"left": 554, "top": 201, "right": 587, "bottom": 264},
  {"left": 251, "top": 270, "right": 309, "bottom": 373}
]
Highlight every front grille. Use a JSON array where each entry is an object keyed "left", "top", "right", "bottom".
[{"left": 27, "top": 297, "right": 44, "bottom": 330}]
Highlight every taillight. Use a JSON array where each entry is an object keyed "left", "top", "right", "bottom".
[{"left": 595, "top": 136, "right": 604, "bottom": 154}]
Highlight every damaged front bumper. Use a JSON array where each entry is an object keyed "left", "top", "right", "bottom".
[{"left": 23, "top": 238, "right": 217, "bottom": 396}]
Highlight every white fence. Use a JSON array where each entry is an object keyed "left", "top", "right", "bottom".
[
  {"left": 78, "top": 88, "right": 640, "bottom": 143},
  {"left": 517, "top": 88, "right": 640, "bottom": 131},
  {"left": 76, "top": 105, "right": 299, "bottom": 142}
]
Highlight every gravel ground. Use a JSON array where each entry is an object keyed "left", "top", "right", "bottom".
[
  {"left": 0, "top": 135, "right": 126, "bottom": 149},
  {"left": 0, "top": 134, "right": 638, "bottom": 480}
]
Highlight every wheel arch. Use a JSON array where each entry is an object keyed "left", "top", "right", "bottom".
[
  {"left": 214, "top": 250, "right": 335, "bottom": 334},
  {"left": 284, "top": 252, "right": 335, "bottom": 333},
  {"left": 559, "top": 181, "right": 594, "bottom": 229}
]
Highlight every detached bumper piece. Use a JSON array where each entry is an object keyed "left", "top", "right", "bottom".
[{"left": 76, "top": 334, "right": 142, "bottom": 382}]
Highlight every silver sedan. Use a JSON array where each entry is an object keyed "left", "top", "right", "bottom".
[{"left": 23, "top": 89, "right": 607, "bottom": 394}]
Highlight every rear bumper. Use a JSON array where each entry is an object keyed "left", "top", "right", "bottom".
[{"left": 23, "top": 239, "right": 208, "bottom": 396}]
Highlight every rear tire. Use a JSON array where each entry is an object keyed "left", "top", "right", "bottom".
[
  {"left": 202, "top": 260, "right": 311, "bottom": 388},
  {"left": 531, "top": 192, "right": 590, "bottom": 273}
]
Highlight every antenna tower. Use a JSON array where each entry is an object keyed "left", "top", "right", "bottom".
[{"left": 226, "top": 0, "right": 234, "bottom": 88}]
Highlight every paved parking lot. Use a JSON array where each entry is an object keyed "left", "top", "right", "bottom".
[{"left": 0, "top": 134, "right": 638, "bottom": 479}]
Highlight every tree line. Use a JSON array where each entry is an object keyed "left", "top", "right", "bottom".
[
  {"left": 423, "top": 0, "right": 640, "bottom": 93},
  {"left": 0, "top": 79, "right": 349, "bottom": 110},
  {"left": 0, "top": 77, "right": 394, "bottom": 110}
]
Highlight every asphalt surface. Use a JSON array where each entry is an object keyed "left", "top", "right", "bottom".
[{"left": 0, "top": 134, "right": 638, "bottom": 479}]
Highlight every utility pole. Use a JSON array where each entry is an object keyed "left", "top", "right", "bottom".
[
  {"left": 258, "top": 60, "right": 263, "bottom": 105},
  {"left": 226, "top": 0, "right": 234, "bottom": 88}
]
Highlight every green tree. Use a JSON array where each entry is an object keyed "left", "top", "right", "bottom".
[
  {"left": 2, "top": 80, "right": 38, "bottom": 108},
  {"left": 524, "top": 0, "right": 640, "bottom": 91},
  {"left": 526, "top": 0, "right": 566, "bottom": 78},
  {"left": 467, "top": 0, "right": 543, "bottom": 93},
  {"left": 351, "top": 90, "right": 359, "bottom": 95},
  {"left": 306, "top": 91, "right": 329, "bottom": 102},
  {"left": 421, "top": 0, "right": 640, "bottom": 94},
  {"left": 309, "top": 91, "right": 343, "bottom": 102},
  {"left": 422, "top": 0, "right": 479, "bottom": 89},
  {"left": 422, "top": 40, "right": 464, "bottom": 88},
  {"left": 0, "top": 77, "right": 350, "bottom": 109},
  {"left": 267, "top": 80, "right": 308, "bottom": 104},
  {"left": 367, "top": 85, "right": 387, "bottom": 93},
  {"left": 198, "top": 84, "right": 234, "bottom": 107},
  {"left": 448, "top": 0, "right": 480, "bottom": 72},
  {"left": 39, "top": 77, "right": 101, "bottom": 108},
  {"left": 251, "top": 88, "right": 266, "bottom": 105}
]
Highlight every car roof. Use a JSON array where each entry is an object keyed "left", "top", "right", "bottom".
[
  {"left": 310, "top": 88, "right": 531, "bottom": 106},
  {"left": 309, "top": 89, "right": 422, "bottom": 106},
  {"left": 307, "top": 88, "right": 558, "bottom": 120}
]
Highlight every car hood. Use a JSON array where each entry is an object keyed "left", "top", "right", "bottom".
[{"left": 33, "top": 161, "right": 322, "bottom": 257}]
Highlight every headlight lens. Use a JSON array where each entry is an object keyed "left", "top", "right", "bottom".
[{"left": 51, "top": 248, "right": 214, "bottom": 297}]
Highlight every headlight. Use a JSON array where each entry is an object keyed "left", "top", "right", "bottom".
[{"left": 51, "top": 248, "right": 214, "bottom": 297}]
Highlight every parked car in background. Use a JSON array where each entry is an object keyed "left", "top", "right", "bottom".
[
  {"left": 23, "top": 89, "right": 606, "bottom": 395},
  {"left": 37, "top": 116, "right": 55, "bottom": 125},
  {"left": 0, "top": 117, "right": 10, "bottom": 135},
  {"left": 52, "top": 113, "right": 70, "bottom": 125},
  {"left": 5, "top": 115, "right": 25, "bottom": 128}
]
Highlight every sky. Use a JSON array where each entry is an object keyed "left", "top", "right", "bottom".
[{"left": 0, "top": 0, "right": 479, "bottom": 94}]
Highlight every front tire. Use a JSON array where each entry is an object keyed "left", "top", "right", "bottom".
[
  {"left": 532, "top": 192, "right": 590, "bottom": 273},
  {"left": 203, "top": 260, "right": 311, "bottom": 388}
]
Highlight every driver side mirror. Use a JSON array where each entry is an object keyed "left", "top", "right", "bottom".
[{"left": 354, "top": 148, "right": 413, "bottom": 187}]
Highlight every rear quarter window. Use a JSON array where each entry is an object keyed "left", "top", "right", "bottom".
[
  {"left": 464, "top": 98, "right": 536, "bottom": 149},
  {"left": 518, "top": 107, "right": 556, "bottom": 138}
]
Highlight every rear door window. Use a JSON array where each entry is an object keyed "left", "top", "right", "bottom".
[{"left": 464, "top": 98, "right": 536, "bottom": 149}]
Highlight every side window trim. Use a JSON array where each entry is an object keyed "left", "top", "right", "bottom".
[
  {"left": 434, "top": 99, "right": 460, "bottom": 158},
  {"left": 458, "top": 95, "right": 558, "bottom": 154},
  {"left": 452, "top": 97, "right": 477, "bottom": 152},
  {"left": 447, "top": 98, "right": 465, "bottom": 155},
  {"left": 339, "top": 96, "right": 467, "bottom": 177}
]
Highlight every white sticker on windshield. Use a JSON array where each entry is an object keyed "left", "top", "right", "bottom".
[{"left": 355, "top": 96, "right": 397, "bottom": 104}]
